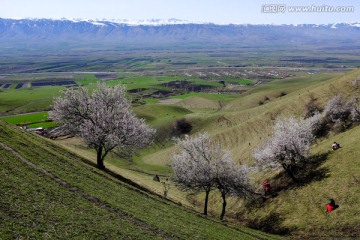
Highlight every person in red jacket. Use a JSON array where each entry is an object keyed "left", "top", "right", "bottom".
[
  {"left": 326, "top": 199, "right": 339, "bottom": 212},
  {"left": 262, "top": 180, "right": 276, "bottom": 198}
]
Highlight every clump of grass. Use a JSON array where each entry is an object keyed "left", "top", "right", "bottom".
[{"left": 278, "top": 91, "right": 287, "bottom": 97}]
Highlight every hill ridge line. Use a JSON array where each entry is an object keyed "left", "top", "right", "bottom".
[{"left": 0, "top": 141, "right": 180, "bottom": 240}]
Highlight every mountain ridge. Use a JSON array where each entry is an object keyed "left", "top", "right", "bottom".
[
  {"left": 1, "top": 18, "right": 360, "bottom": 49},
  {"left": 2, "top": 17, "right": 360, "bottom": 27}
]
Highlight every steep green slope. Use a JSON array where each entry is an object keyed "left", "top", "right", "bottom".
[
  {"left": 134, "top": 70, "right": 359, "bottom": 169},
  {"left": 201, "top": 69, "right": 360, "bottom": 163},
  {"left": 205, "top": 69, "right": 360, "bottom": 238},
  {"left": 0, "top": 147, "right": 161, "bottom": 239},
  {"left": 127, "top": 69, "right": 360, "bottom": 238},
  {"left": 238, "top": 124, "right": 360, "bottom": 238},
  {"left": 0, "top": 122, "right": 281, "bottom": 240}
]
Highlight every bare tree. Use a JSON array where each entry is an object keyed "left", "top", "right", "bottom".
[
  {"left": 49, "top": 83, "right": 155, "bottom": 169},
  {"left": 253, "top": 116, "right": 317, "bottom": 182},
  {"left": 172, "top": 133, "right": 251, "bottom": 219}
]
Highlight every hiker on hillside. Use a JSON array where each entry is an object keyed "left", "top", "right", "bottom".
[
  {"left": 326, "top": 199, "right": 339, "bottom": 212},
  {"left": 153, "top": 174, "right": 160, "bottom": 182},
  {"left": 332, "top": 142, "right": 340, "bottom": 150},
  {"left": 162, "top": 178, "right": 170, "bottom": 198},
  {"left": 262, "top": 180, "right": 276, "bottom": 198}
]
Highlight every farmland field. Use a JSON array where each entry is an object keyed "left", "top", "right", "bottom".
[{"left": 0, "top": 112, "right": 48, "bottom": 124}]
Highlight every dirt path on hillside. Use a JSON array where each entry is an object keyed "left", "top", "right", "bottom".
[{"left": 0, "top": 141, "right": 180, "bottom": 240}]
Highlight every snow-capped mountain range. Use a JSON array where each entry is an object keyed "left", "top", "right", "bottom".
[
  {"left": 67, "top": 18, "right": 202, "bottom": 26},
  {"left": 4, "top": 17, "right": 360, "bottom": 27},
  {"left": 1, "top": 18, "right": 359, "bottom": 49}
]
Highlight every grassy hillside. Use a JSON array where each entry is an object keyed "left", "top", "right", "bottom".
[
  {"left": 53, "top": 70, "right": 359, "bottom": 222},
  {"left": 112, "top": 69, "right": 360, "bottom": 238},
  {"left": 237, "top": 124, "right": 360, "bottom": 238},
  {"left": 116, "top": 70, "right": 358, "bottom": 172},
  {"left": 201, "top": 69, "right": 360, "bottom": 238},
  {"left": 198, "top": 70, "right": 360, "bottom": 164},
  {"left": 0, "top": 121, "right": 281, "bottom": 240},
  {"left": 1, "top": 68, "right": 359, "bottom": 238}
]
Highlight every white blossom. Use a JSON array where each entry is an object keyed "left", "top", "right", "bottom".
[
  {"left": 253, "top": 116, "right": 317, "bottom": 182},
  {"left": 49, "top": 83, "right": 155, "bottom": 169},
  {"left": 172, "top": 132, "right": 251, "bottom": 219}
]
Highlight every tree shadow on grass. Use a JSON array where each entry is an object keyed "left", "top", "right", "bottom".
[
  {"left": 245, "top": 152, "right": 331, "bottom": 209},
  {"left": 240, "top": 153, "right": 331, "bottom": 236},
  {"left": 296, "top": 152, "right": 331, "bottom": 185},
  {"left": 271, "top": 152, "right": 331, "bottom": 192},
  {"left": 242, "top": 212, "right": 293, "bottom": 235}
]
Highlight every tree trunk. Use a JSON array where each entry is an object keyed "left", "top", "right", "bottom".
[
  {"left": 282, "top": 163, "right": 297, "bottom": 182},
  {"left": 219, "top": 192, "right": 227, "bottom": 220},
  {"left": 96, "top": 147, "right": 105, "bottom": 170},
  {"left": 203, "top": 190, "right": 210, "bottom": 215}
]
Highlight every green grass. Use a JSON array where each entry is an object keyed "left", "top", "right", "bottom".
[
  {"left": 0, "top": 112, "right": 48, "bottom": 125},
  {"left": 114, "top": 76, "right": 183, "bottom": 90},
  {"left": 0, "top": 112, "right": 57, "bottom": 128},
  {"left": 105, "top": 69, "right": 360, "bottom": 239},
  {"left": 0, "top": 62, "right": 358, "bottom": 238},
  {"left": 74, "top": 74, "right": 99, "bottom": 85},
  {"left": 200, "top": 69, "right": 360, "bottom": 238},
  {"left": 237, "top": 125, "right": 360, "bottom": 238},
  {"left": 0, "top": 148, "right": 160, "bottom": 240},
  {"left": 27, "top": 121, "right": 57, "bottom": 128},
  {"left": 0, "top": 122, "right": 281, "bottom": 240},
  {"left": 133, "top": 104, "right": 193, "bottom": 126},
  {"left": 172, "top": 92, "right": 239, "bottom": 101},
  {"left": 0, "top": 87, "right": 63, "bottom": 115},
  {"left": 219, "top": 77, "right": 253, "bottom": 85}
]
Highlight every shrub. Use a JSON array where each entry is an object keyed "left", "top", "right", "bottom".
[
  {"left": 173, "top": 118, "right": 192, "bottom": 136},
  {"left": 278, "top": 91, "right": 287, "bottom": 97}
]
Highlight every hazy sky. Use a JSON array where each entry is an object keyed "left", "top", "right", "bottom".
[{"left": 0, "top": 0, "right": 359, "bottom": 24}]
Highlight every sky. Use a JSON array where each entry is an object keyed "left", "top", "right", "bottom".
[{"left": 0, "top": 0, "right": 359, "bottom": 24}]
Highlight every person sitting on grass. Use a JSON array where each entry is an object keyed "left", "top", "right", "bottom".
[
  {"left": 326, "top": 198, "right": 339, "bottom": 212},
  {"left": 332, "top": 142, "right": 340, "bottom": 150}
]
